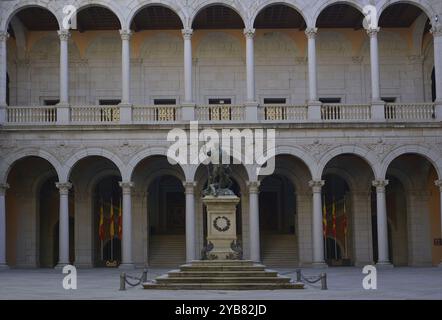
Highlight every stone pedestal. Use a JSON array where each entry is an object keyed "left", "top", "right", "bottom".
[{"left": 203, "top": 195, "right": 239, "bottom": 260}]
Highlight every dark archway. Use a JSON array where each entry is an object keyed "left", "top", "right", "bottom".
[
  {"left": 192, "top": 5, "right": 245, "bottom": 29},
  {"left": 93, "top": 176, "right": 122, "bottom": 267},
  {"left": 322, "top": 174, "right": 351, "bottom": 265},
  {"left": 148, "top": 175, "right": 185, "bottom": 267}
]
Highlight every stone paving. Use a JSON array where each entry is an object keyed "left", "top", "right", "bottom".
[{"left": 0, "top": 267, "right": 441, "bottom": 300}]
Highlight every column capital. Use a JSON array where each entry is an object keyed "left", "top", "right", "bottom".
[
  {"left": 0, "top": 32, "right": 9, "bottom": 42},
  {"left": 182, "top": 28, "right": 193, "bottom": 40},
  {"left": 119, "top": 29, "right": 133, "bottom": 41},
  {"left": 183, "top": 181, "right": 196, "bottom": 194},
  {"left": 119, "top": 181, "right": 134, "bottom": 194},
  {"left": 243, "top": 28, "right": 256, "bottom": 39},
  {"left": 309, "top": 180, "right": 324, "bottom": 192},
  {"left": 431, "top": 24, "right": 442, "bottom": 37},
  {"left": 372, "top": 179, "right": 389, "bottom": 192},
  {"left": 247, "top": 181, "right": 260, "bottom": 193},
  {"left": 0, "top": 183, "right": 9, "bottom": 195},
  {"left": 435, "top": 180, "right": 442, "bottom": 191},
  {"left": 57, "top": 30, "right": 71, "bottom": 41},
  {"left": 55, "top": 182, "right": 72, "bottom": 195},
  {"left": 366, "top": 27, "right": 380, "bottom": 37},
  {"left": 305, "top": 27, "right": 318, "bottom": 39}
]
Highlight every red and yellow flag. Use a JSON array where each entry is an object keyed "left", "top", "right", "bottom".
[
  {"left": 98, "top": 201, "right": 105, "bottom": 241},
  {"left": 332, "top": 198, "right": 337, "bottom": 238},
  {"left": 118, "top": 198, "right": 122, "bottom": 240},
  {"left": 109, "top": 198, "right": 115, "bottom": 238},
  {"left": 322, "top": 197, "right": 327, "bottom": 237}
]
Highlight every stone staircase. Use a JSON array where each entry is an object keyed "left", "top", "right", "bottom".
[
  {"left": 261, "top": 234, "right": 298, "bottom": 267},
  {"left": 143, "top": 260, "right": 304, "bottom": 290},
  {"left": 149, "top": 234, "right": 186, "bottom": 267}
]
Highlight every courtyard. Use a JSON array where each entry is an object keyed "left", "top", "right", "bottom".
[{"left": 0, "top": 267, "right": 441, "bottom": 300}]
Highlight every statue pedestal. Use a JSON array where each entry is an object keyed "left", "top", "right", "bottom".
[{"left": 203, "top": 195, "right": 240, "bottom": 260}]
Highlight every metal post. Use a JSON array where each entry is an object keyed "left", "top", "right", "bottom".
[
  {"left": 296, "top": 269, "right": 302, "bottom": 283},
  {"left": 142, "top": 268, "right": 148, "bottom": 283},
  {"left": 120, "top": 272, "right": 126, "bottom": 291},
  {"left": 320, "top": 273, "right": 327, "bottom": 290}
]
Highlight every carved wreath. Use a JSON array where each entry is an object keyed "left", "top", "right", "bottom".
[{"left": 213, "top": 216, "right": 231, "bottom": 232}]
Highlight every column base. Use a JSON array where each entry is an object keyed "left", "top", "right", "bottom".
[
  {"left": 119, "top": 263, "right": 136, "bottom": 270},
  {"left": 311, "top": 262, "right": 328, "bottom": 269},
  {"left": 375, "top": 261, "right": 394, "bottom": 269},
  {"left": 0, "top": 264, "right": 10, "bottom": 270}
]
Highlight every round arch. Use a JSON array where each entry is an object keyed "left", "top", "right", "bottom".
[
  {"left": 312, "top": 0, "right": 365, "bottom": 28},
  {"left": 1, "top": 1, "right": 61, "bottom": 31},
  {"left": 316, "top": 145, "right": 380, "bottom": 180},
  {"left": 125, "top": 146, "right": 180, "bottom": 181},
  {"left": 190, "top": 1, "right": 248, "bottom": 29},
  {"left": 0, "top": 148, "right": 63, "bottom": 184},
  {"left": 126, "top": 1, "right": 186, "bottom": 30},
  {"left": 62, "top": 148, "right": 126, "bottom": 183},
  {"left": 250, "top": 0, "right": 310, "bottom": 28},
  {"left": 258, "top": 145, "right": 316, "bottom": 180},
  {"left": 378, "top": 0, "right": 433, "bottom": 22},
  {"left": 380, "top": 145, "right": 442, "bottom": 179},
  {"left": 75, "top": 0, "right": 125, "bottom": 30}
]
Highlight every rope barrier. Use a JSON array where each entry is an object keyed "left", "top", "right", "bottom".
[
  {"left": 284, "top": 269, "right": 327, "bottom": 290},
  {"left": 119, "top": 268, "right": 149, "bottom": 291}
]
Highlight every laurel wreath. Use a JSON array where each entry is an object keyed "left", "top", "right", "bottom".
[{"left": 213, "top": 216, "right": 231, "bottom": 232}]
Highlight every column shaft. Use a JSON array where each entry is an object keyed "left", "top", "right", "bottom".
[
  {"left": 182, "top": 29, "right": 193, "bottom": 104},
  {"left": 306, "top": 28, "right": 318, "bottom": 102},
  {"left": 373, "top": 180, "right": 391, "bottom": 265},
  {"left": 244, "top": 29, "right": 256, "bottom": 103},
  {"left": 58, "top": 31, "right": 70, "bottom": 105},
  {"left": 309, "top": 180, "right": 325, "bottom": 266},
  {"left": 119, "top": 182, "right": 134, "bottom": 268},
  {"left": 120, "top": 30, "right": 132, "bottom": 105},
  {"left": 248, "top": 181, "right": 260, "bottom": 262},
  {"left": 0, "top": 32, "right": 8, "bottom": 108},
  {"left": 184, "top": 182, "right": 196, "bottom": 262},
  {"left": 56, "top": 182, "right": 72, "bottom": 267},
  {"left": 368, "top": 28, "right": 381, "bottom": 102}
]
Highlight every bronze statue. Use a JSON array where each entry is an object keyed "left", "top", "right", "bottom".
[{"left": 203, "top": 149, "right": 234, "bottom": 197}]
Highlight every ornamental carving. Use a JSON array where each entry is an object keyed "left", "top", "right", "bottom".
[
  {"left": 301, "top": 143, "right": 334, "bottom": 161},
  {"left": 365, "top": 142, "right": 396, "bottom": 160},
  {"left": 213, "top": 216, "right": 231, "bottom": 232},
  {"left": 109, "top": 143, "right": 144, "bottom": 164}
]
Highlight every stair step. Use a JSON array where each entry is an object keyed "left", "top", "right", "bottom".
[
  {"left": 143, "top": 282, "right": 304, "bottom": 290},
  {"left": 156, "top": 276, "right": 292, "bottom": 284},
  {"left": 180, "top": 265, "right": 266, "bottom": 272},
  {"left": 168, "top": 271, "right": 279, "bottom": 278}
]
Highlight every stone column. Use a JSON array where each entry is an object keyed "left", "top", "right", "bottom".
[
  {"left": 55, "top": 182, "right": 72, "bottom": 268},
  {"left": 119, "top": 30, "right": 133, "bottom": 124},
  {"left": 57, "top": 30, "right": 70, "bottom": 124},
  {"left": 248, "top": 181, "right": 260, "bottom": 262},
  {"left": 305, "top": 28, "right": 321, "bottom": 120},
  {"left": 372, "top": 180, "right": 392, "bottom": 267},
  {"left": 367, "top": 27, "right": 385, "bottom": 121},
  {"left": 244, "top": 28, "right": 258, "bottom": 122},
  {"left": 309, "top": 180, "right": 326, "bottom": 267},
  {"left": 431, "top": 25, "right": 442, "bottom": 119},
  {"left": 119, "top": 181, "right": 134, "bottom": 269},
  {"left": 0, "top": 183, "right": 9, "bottom": 269},
  {"left": 0, "top": 32, "right": 9, "bottom": 124},
  {"left": 184, "top": 182, "right": 196, "bottom": 262},
  {"left": 181, "top": 28, "right": 195, "bottom": 120},
  {"left": 435, "top": 180, "right": 442, "bottom": 267}
]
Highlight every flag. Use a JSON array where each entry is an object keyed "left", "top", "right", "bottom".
[
  {"left": 109, "top": 198, "right": 115, "bottom": 238},
  {"left": 332, "top": 198, "right": 337, "bottom": 239},
  {"left": 98, "top": 201, "right": 105, "bottom": 241},
  {"left": 322, "top": 196, "right": 327, "bottom": 237},
  {"left": 118, "top": 198, "right": 122, "bottom": 240},
  {"left": 343, "top": 197, "right": 348, "bottom": 237}
]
